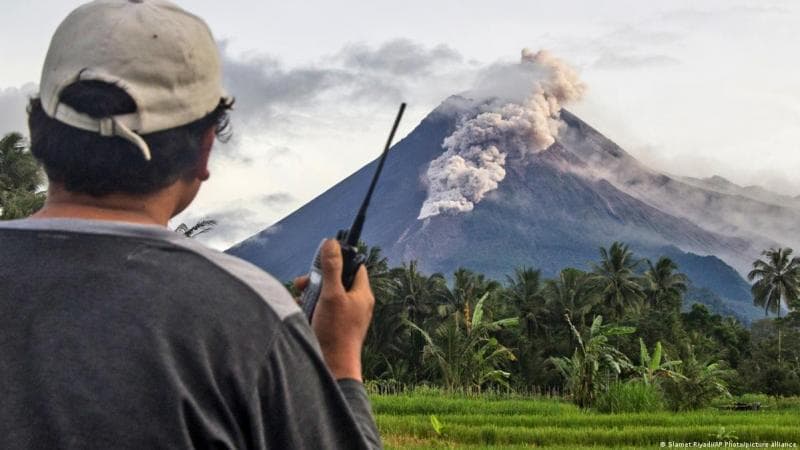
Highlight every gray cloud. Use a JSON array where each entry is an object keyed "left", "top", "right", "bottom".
[
  {"left": 336, "top": 39, "right": 462, "bottom": 76},
  {"left": 632, "top": 141, "right": 800, "bottom": 199},
  {"left": 342, "top": 76, "right": 405, "bottom": 104},
  {"left": 220, "top": 39, "right": 467, "bottom": 130},
  {"left": 0, "top": 84, "right": 36, "bottom": 136},
  {"left": 220, "top": 43, "right": 353, "bottom": 123},
  {"left": 659, "top": 5, "right": 790, "bottom": 24},
  {"left": 738, "top": 168, "right": 800, "bottom": 199},
  {"left": 603, "top": 26, "right": 682, "bottom": 47},
  {"left": 223, "top": 55, "right": 344, "bottom": 108},
  {"left": 532, "top": 25, "right": 684, "bottom": 76},
  {"left": 592, "top": 52, "right": 680, "bottom": 70},
  {"left": 259, "top": 192, "right": 295, "bottom": 209}
]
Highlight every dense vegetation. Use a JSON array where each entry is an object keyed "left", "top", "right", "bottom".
[
  {"left": 0, "top": 132, "right": 45, "bottom": 219},
  {"left": 349, "top": 241, "right": 800, "bottom": 410},
  {"left": 371, "top": 390, "right": 800, "bottom": 449}
]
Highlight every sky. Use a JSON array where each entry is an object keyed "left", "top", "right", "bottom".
[{"left": 1, "top": 0, "right": 799, "bottom": 249}]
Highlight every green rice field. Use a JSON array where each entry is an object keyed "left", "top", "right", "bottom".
[{"left": 371, "top": 393, "right": 800, "bottom": 449}]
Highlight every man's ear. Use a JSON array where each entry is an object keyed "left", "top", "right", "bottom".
[{"left": 197, "top": 127, "right": 215, "bottom": 181}]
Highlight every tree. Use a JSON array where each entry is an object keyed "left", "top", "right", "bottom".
[
  {"left": 444, "top": 268, "right": 501, "bottom": 323},
  {"left": 591, "top": 242, "right": 645, "bottom": 319},
  {"left": 661, "top": 346, "right": 731, "bottom": 411},
  {"left": 748, "top": 248, "right": 800, "bottom": 365},
  {"left": 359, "top": 245, "right": 412, "bottom": 381},
  {"left": 550, "top": 314, "right": 635, "bottom": 408},
  {"left": 634, "top": 338, "right": 683, "bottom": 386},
  {"left": 174, "top": 219, "right": 217, "bottom": 238},
  {"left": 748, "top": 248, "right": 800, "bottom": 318},
  {"left": 384, "top": 262, "right": 448, "bottom": 382},
  {"left": 741, "top": 319, "right": 800, "bottom": 396},
  {"left": 406, "top": 292, "right": 518, "bottom": 390},
  {"left": 501, "top": 267, "right": 553, "bottom": 387},
  {"left": 360, "top": 242, "right": 391, "bottom": 293},
  {"left": 544, "top": 268, "right": 599, "bottom": 330},
  {"left": 503, "top": 267, "right": 547, "bottom": 340},
  {"left": 388, "top": 261, "right": 448, "bottom": 325},
  {"left": 0, "top": 132, "right": 46, "bottom": 219},
  {"left": 643, "top": 257, "right": 688, "bottom": 311}
]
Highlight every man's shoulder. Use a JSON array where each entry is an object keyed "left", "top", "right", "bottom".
[
  {"left": 0, "top": 218, "right": 301, "bottom": 321},
  {"left": 166, "top": 230, "right": 301, "bottom": 321}
]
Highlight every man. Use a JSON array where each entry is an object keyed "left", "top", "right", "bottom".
[{"left": 0, "top": 0, "right": 381, "bottom": 448}]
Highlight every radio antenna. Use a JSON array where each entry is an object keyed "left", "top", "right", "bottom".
[{"left": 345, "top": 102, "right": 406, "bottom": 247}]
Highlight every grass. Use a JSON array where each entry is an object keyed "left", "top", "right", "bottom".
[
  {"left": 372, "top": 391, "right": 800, "bottom": 449},
  {"left": 595, "top": 382, "right": 665, "bottom": 413}
]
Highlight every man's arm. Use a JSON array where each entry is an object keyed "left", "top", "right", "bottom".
[
  {"left": 309, "top": 240, "right": 374, "bottom": 382},
  {"left": 257, "top": 239, "right": 380, "bottom": 449},
  {"left": 261, "top": 312, "right": 381, "bottom": 450}
]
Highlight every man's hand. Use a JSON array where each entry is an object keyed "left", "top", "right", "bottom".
[
  {"left": 292, "top": 275, "right": 309, "bottom": 303},
  {"left": 302, "top": 239, "right": 374, "bottom": 382}
]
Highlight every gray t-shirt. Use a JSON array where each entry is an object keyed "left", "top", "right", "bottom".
[{"left": 0, "top": 218, "right": 381, "bottom": 449}]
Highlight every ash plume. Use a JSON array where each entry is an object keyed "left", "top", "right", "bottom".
[{"left": 418, "top": 49, "right": 586, "bottom": 220}]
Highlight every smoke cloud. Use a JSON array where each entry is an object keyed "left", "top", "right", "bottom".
[{"left": 418, "top": 49, "right": 586, "bottom": 219}]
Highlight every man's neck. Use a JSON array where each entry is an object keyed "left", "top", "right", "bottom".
[
  {"left": 31, "top": 184, "right": 179, "bottom": 226},
  {"left": 33, "top": 203, "right": 167, "bottom": 226}
]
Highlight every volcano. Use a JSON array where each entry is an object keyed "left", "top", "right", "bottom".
[{"left": 227, "top": 96, "right": 800, "bottom": 322}]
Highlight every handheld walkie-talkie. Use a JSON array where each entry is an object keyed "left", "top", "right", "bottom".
[{"left": 300, "top": 103, "right": 406, "bottom": 322}]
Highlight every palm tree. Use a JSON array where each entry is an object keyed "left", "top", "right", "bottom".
[
  {"left": 357, "top": 241, "right": 392, "bottom": 298},
  {"left": 748, "top": 247, "right": 800, "bottom": 365},
  {"left": 0, "top": 132, "right": 46, "bottom": 219},
  {"left": 445, "top": 268, "right": 501, "bottom": 323},
  {"left": 406, "top": 292, "right": 518, "bottom": 390},
  {"left": 388, "top": 261, "right": 448, "bottom": 324},
  {"left": 544, "top": 268, "right": 599, "bottom": 330},
  {"left": 386, "top": 262, "right": 448, "bottom": 381},
  {"left": 748, "top": 248, "right": 800, "bottom": 317},
  {"left": 591, "top": 242, "right": 645, "bottom": 319},
  {"left": 643, "top": 257, "right": 688, "bottom": 311},
  {"left": 174, "top": 219, "right": 217, "bottom": 238},
  {"left": 503, "top": 267, "right": 547, "bottom": 340},
  {"left": 358, "top": 244, "right": 410, "bottom": 381},
  {"left": 550, "top": 314, "right": 636, "bottom": 408}
]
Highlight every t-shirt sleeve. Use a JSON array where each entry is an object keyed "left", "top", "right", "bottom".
[
  {"left": 259, "top": 313, "right": 382, "bottom": 450},
  {"left": 336, "top": 378, "right": 382, "bottom": 448}
]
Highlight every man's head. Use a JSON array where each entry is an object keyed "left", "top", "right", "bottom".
[{"left": 28, "top": 0, "right": 232, "bottom": 219}]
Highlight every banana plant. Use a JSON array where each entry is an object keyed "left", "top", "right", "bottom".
[
  {"left": 550, "top": 314, "right": 635, "bottom": 408},
  {"left": 405, "top": 292, "right": 518, "bottom": 390},
  {"left": 635, "top": 338, "right": 684, "bottom": 385}
]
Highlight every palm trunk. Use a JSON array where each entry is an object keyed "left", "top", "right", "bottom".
[{"left": 778, "top": 306, "right": 782, "bottom": 366}]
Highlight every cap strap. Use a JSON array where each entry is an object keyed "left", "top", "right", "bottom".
[
  {"left": 110, "top": 119, "right": 151, "bottom": 161},
  {"left": 51, "top": 102, "right": 152, "bottom": 161}
]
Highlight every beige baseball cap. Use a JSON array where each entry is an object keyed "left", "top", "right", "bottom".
[{"left": 40, "top": 0, "right": 231, "bottom": 161}]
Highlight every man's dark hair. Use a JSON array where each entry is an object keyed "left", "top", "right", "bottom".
[{"left": 28, "top": 81, "right": 233, "bottom": 196}]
